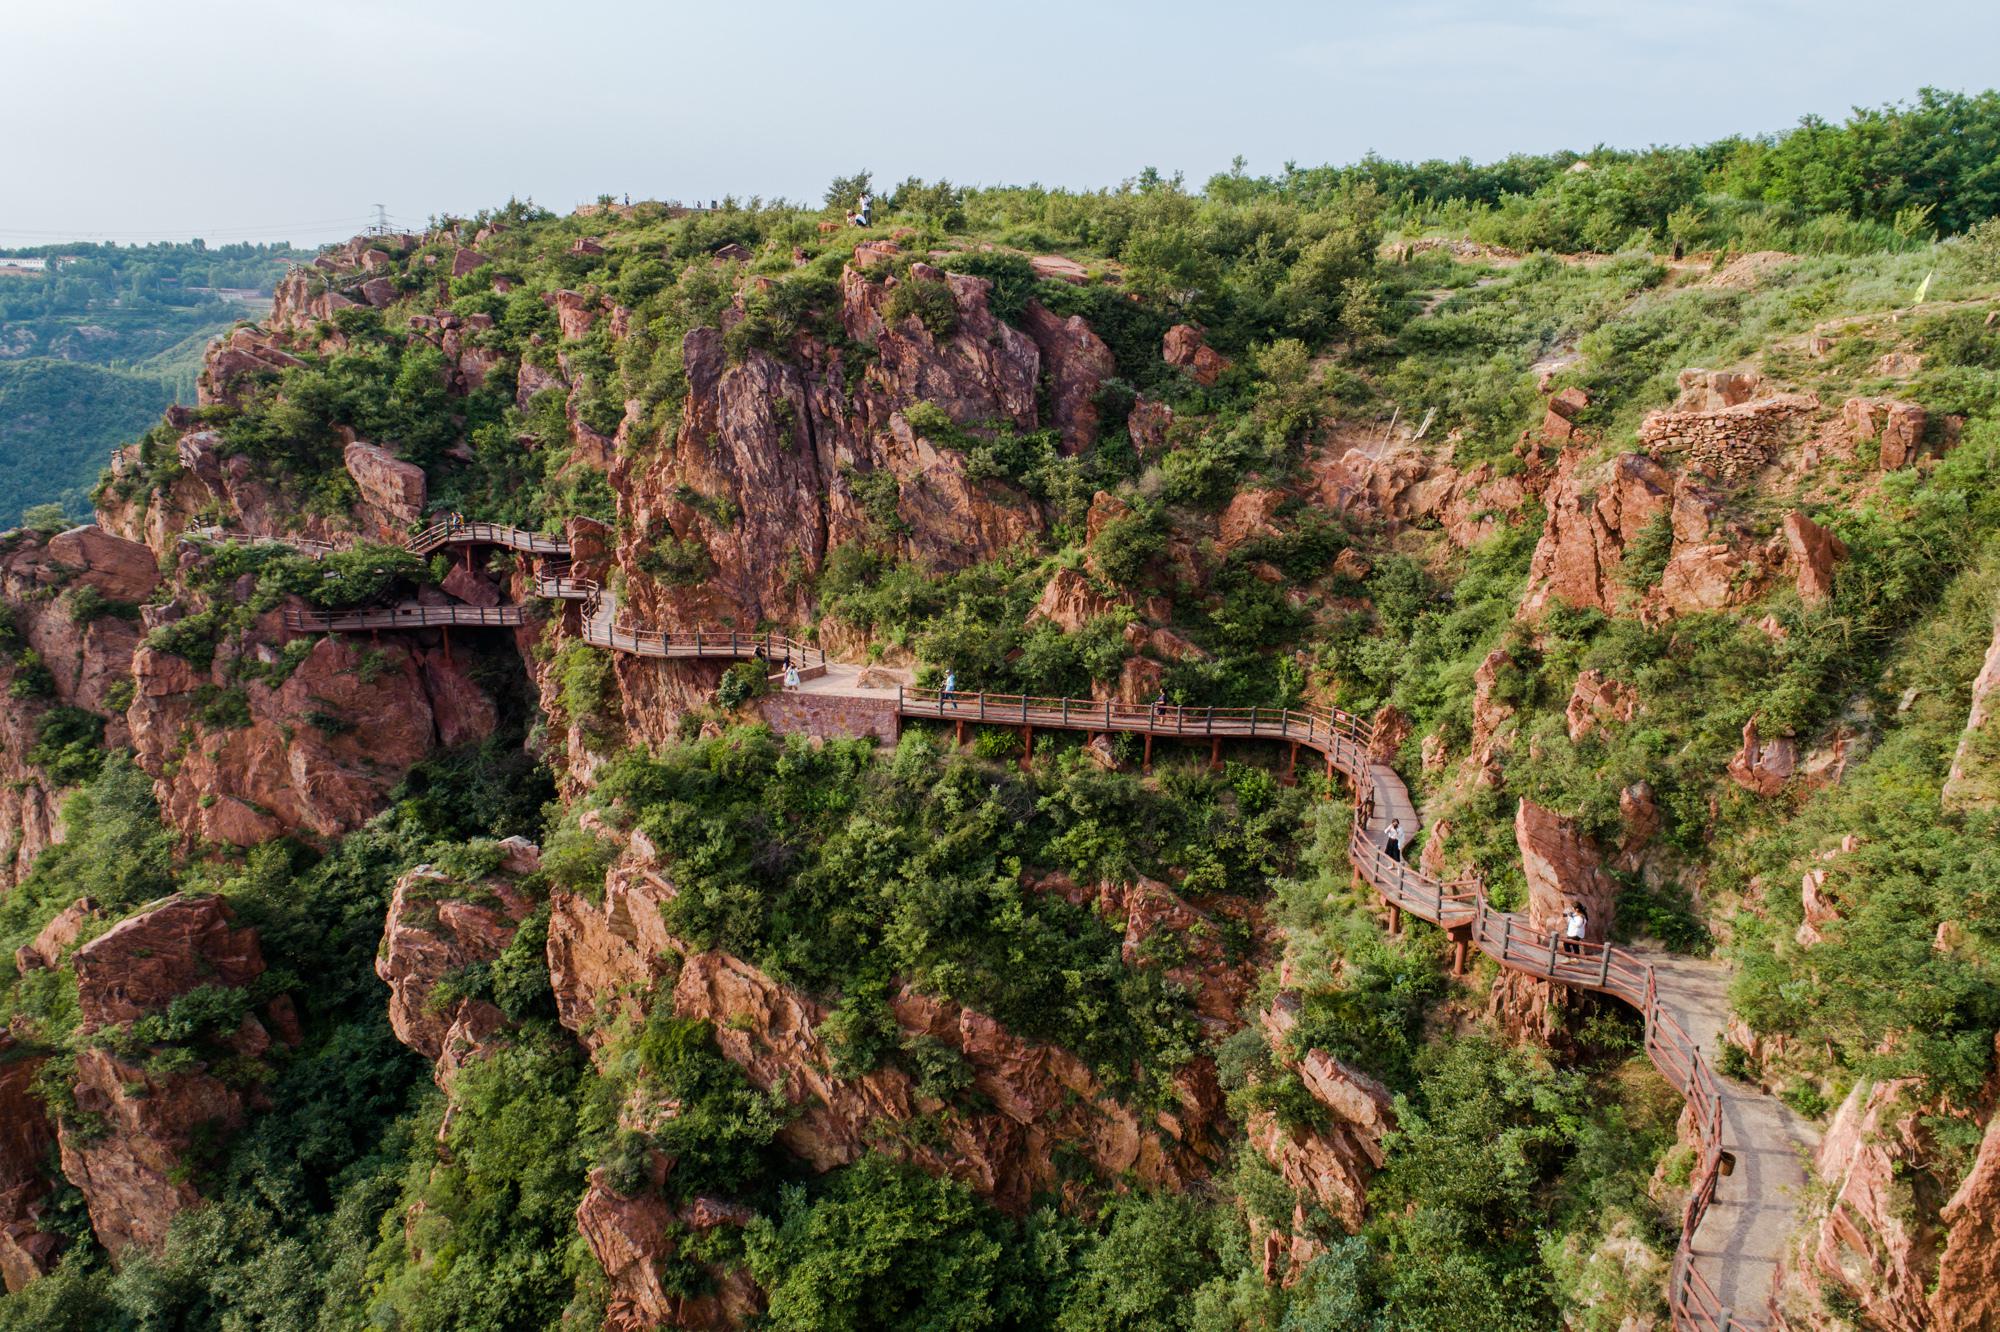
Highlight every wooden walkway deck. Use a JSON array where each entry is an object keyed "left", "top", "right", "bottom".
[{"left": 894, "top": 686, "right": 1781, "bottom": 1332}]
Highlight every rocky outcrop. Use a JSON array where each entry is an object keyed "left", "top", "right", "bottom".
[
  {"left": 1933, "top": 1105, "right": 2000, "bottom": 1331},
  {"left": 1521, "top": 451, "right": 1671, "bottom": 616},
  {"left": 1468, "top": 647, "right": 1516, "bottom": 780},
  {"left": 1251, "top": 997, "right": 1395, "bottom": 1236},
  {"left": 0, "top": 1038, "right": 59, "bottom": 1292},
  {"left": 14, "top": 898, "right": 99, "bottom": 974},
  {"left": 1843, "top": 397, "right": 1928, "bottom": 471},
  {"left": 1163, "top": 324, "right": 1229, "bottom": 385},
  {"left": 1308, "top": 438, "right": 1537, "bottom": 550},
  {"left": 1096, "top": 877, "right": 1260, "bottom": 1029},
  {"left": 1775, "top": 1078, "right": 1936, "bottom": 1332},
  {"left": 613, "top": 259, "right": 1049, "bottom": 634},
  {"left": 58, "top": 894, "right": 286, "bottom": 1261},
  {"left": 1026, "top": 568, "right": 1123, "bottom": 633},
  {"left": 673, "top": 951, "right": 1224, "bottom": 1209},
  {"left": 343, "top": 440, "right": 426, "bottom": 540},
  {"left": 1783, "top": 511, "right": 1847, "bottom": 607},
  {"left": 72, "top": 894, "right": 265, "bottom": 1030},
  {"left": 1564, "top": 669, "right": 1637, "bottom": 741},
  {"left": 196, "top": 327, "right": 303, "bottom": 406},
  {"left": 1942, "top": 612, "right": 2000, "bottom": 811},
  {"left": 1727, "top": 716, "right": 1798, "bottom": 797},
  {"left": 577, "top": 1172, "right": 760, "bottom": 1331},
  {"left": 1488, "top": 801, "right": 1616, "bottom": 1044},
  {"left": 1021, "top": 301, "right": 1115, "bottom": 454},
  {"left": 59, "top": 1047, "right": 248, "bottom": 1259},
  {"left": 377, "top": 866, "right": 537, "bottom": 1082},
  {"left": 130, "top": 627, "right": 492, "bottom": 847}
]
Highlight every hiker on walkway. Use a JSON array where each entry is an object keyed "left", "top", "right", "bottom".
[
  {"left": 1151, "top": 688, "right": 1168, "bottom": 724},
  {"left": 1384, "top": 818, "right": 1403, "bottom": 863},
  {"left": 1562, "top": 904, "right": 1588, "bottom": 955},
  {"left": 784, "top": 662, "right": 801, "bottom": 691},
  {"left": 942, "top": 669, "right": 957, "bottom": 709}
]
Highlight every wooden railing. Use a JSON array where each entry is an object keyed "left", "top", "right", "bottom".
[
  {"left": 406, "top": 515, "right": 571, "bottom": 557},
  {"left": 578, "top": 621, "right": 827, "bottom": 668},
  {"left": 890, "top": 686, "right": 1759, "bottom": 1332},
  {"left": 281, "top": 604, "right": 528, "bottom": 632},
  {"left": 531, "top": 560, "right": 599, "bottom": 602},
  {"left": 183, "top": 522, "right": 349, "bottom": 559}
]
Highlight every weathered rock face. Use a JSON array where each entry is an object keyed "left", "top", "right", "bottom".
[
  {"left": 1932, "top": 1104, "right": 2000, "bottom": 1331},
  {"left": 1942, "top": 612, "right": 2000, "bottom": 811},
  {"left": 1488, "top": 801, "right": 1615, "bottom": 1044},
  {"left": 343, "top": 440, "right": 426, "bottom": 540},
  {"left": 58, "top": 1047, "right": 248, "bottom": 1260},
  {"left": 1564, "top": 669, "right": 1637, "bottom": 741},
  {"left": 613, "top": 260, "right": 1049, "bottom": 635},
  {"left": 0, "top": 1038, "right": 59, "bottom": 1292},
  {"left": 1027, "top": 568, "right": 1125, "bottom": 633},
  {"left": 577, "top": 1172, "right": 761, "bottom": 1331},
  {"left": 1783, "top": 511, "right": 1847, "bottom": 607},
  {"left": 72, "top": 894, "right": 265, "bottom": 1030},
  {"left": 1163, "top": 324, "right": 1230, "bottom": 385},
  {"left": 1021, "top": 301, "right": 1115, "bottom": 454},
  {"left": 1468, "top": 647, "right": 1516, "bottom": 780},
  {"left": 1251, "top": 997, "right": 1395, "bottom": 1236},
  {"left": 1521, "top": 451, "right": 1672, "bottom": 616},
  {"left": 1774, "top": 1079, "right": 1936, "bottom": 1332},
  {"left": 130, "top": 628, "right": 492, "bottom": 846},
  {"left": 377, "top": 866, "right": 536, "bottom": 1081},
  {"left": 196, "top": 327, "right": 303, "bottom": 407},
  {"left": 1727, "top": 716, "right": 1798, "bottom": 797},
  {"left": 14, "top": 898, "right": 99, "bottom": 975},
  {"left": 1095, "top": 878, "right": 1260, "bottom": 1030}
]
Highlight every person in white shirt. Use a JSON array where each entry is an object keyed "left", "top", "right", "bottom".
[
  {"left": 1563, "top": 904, "right": 1588, "bottom": 954},
  {"left": 784, "top": 663, "right": 801, "bottom": 691}
]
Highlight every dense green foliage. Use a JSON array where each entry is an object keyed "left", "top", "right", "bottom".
[{"left": 0, "top": 240, "right": 299, "bottom": 524}]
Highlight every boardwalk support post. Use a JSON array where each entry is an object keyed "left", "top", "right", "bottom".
[
  {"left": 1020, "top": 725, "right": 1033, "bottom": 770},
  {"left": 1142, "top": 732, "right": 1153, "bottom": 774},
  {"left": 1387, "top": 903, "right": 1401, "bottom": 936},
  {"left": 1208, "top": 736, "right": 1221, "bottom": 771}
]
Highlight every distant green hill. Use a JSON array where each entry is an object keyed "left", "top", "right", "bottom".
[
  {"left": 0, "top": 358, "right": 175, "bottom": 521},
  {"left": 0, "top": 239, "right": 304, "bottom": 526}
]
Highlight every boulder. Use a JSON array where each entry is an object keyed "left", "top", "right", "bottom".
[
  {"left": 1542, "top": 387, "right": 1589, "bottom": 440},
  {"left": 440, "top": 562, "right": 502, "bottom": 609},
  {"left": 42, "top": 526, "right": 159, "bottom": 602},
  {"left": 1163, "top": 324, "right": 1230, "bottom": 385},
  {"left": 1783, "top": 511, "right": 1847, "bottom": 607},
  {"left": 1727, "top": 716, "right": 1797, "bottom": 797},
  {"left": 343, "top": 441, "right": 425, "bottom": 539},
  {"left": 1564, "top": 669, "right": 1637, "bottom": 741},
  {"left": 72, "top": 894, "right": 265, "bottom": 1030},
  {"left": 1218, "top": 489, "right": 1284, "bottom": 551},
  {"left": 14, "top": 897, "right": 99, "bottom": 975},
  {"left": 577, "top": 1171, "right": 762, "bottom": 1331},
  {"left": 1026, "top": 568, "right": 1122, "bottom": 633}
]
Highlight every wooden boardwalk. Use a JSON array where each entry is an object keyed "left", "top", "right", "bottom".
[
  {"left": 280, "top": 514, "right": 1797, "bottom": 1329},
  {"left": 894, "top": 686, "right": 1787, "bottom": 1332}
]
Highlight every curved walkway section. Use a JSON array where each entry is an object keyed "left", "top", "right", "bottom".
[
  {"left": 895, "top": 686, "right": 1781, "bottom": 1332},
  {"left": 267, "top": 514, "right": 1790, "bottom": 1329}
]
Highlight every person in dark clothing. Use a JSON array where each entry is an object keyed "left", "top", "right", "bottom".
[{"left": 1384, "top": 818, "right": 1404, "bottom": 863}]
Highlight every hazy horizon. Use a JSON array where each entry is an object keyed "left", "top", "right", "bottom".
[{"left": 5, "top": 0, "right": 1998, "bottom": 250}]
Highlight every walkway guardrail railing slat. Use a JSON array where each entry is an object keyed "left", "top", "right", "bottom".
[{"left": 890, "top": 684, "right": 1759, "bottom": 1332}]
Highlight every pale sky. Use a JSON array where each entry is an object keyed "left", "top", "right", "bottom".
[{"left": 4, "top": 0, "right": 1996, "bottom": 248}]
